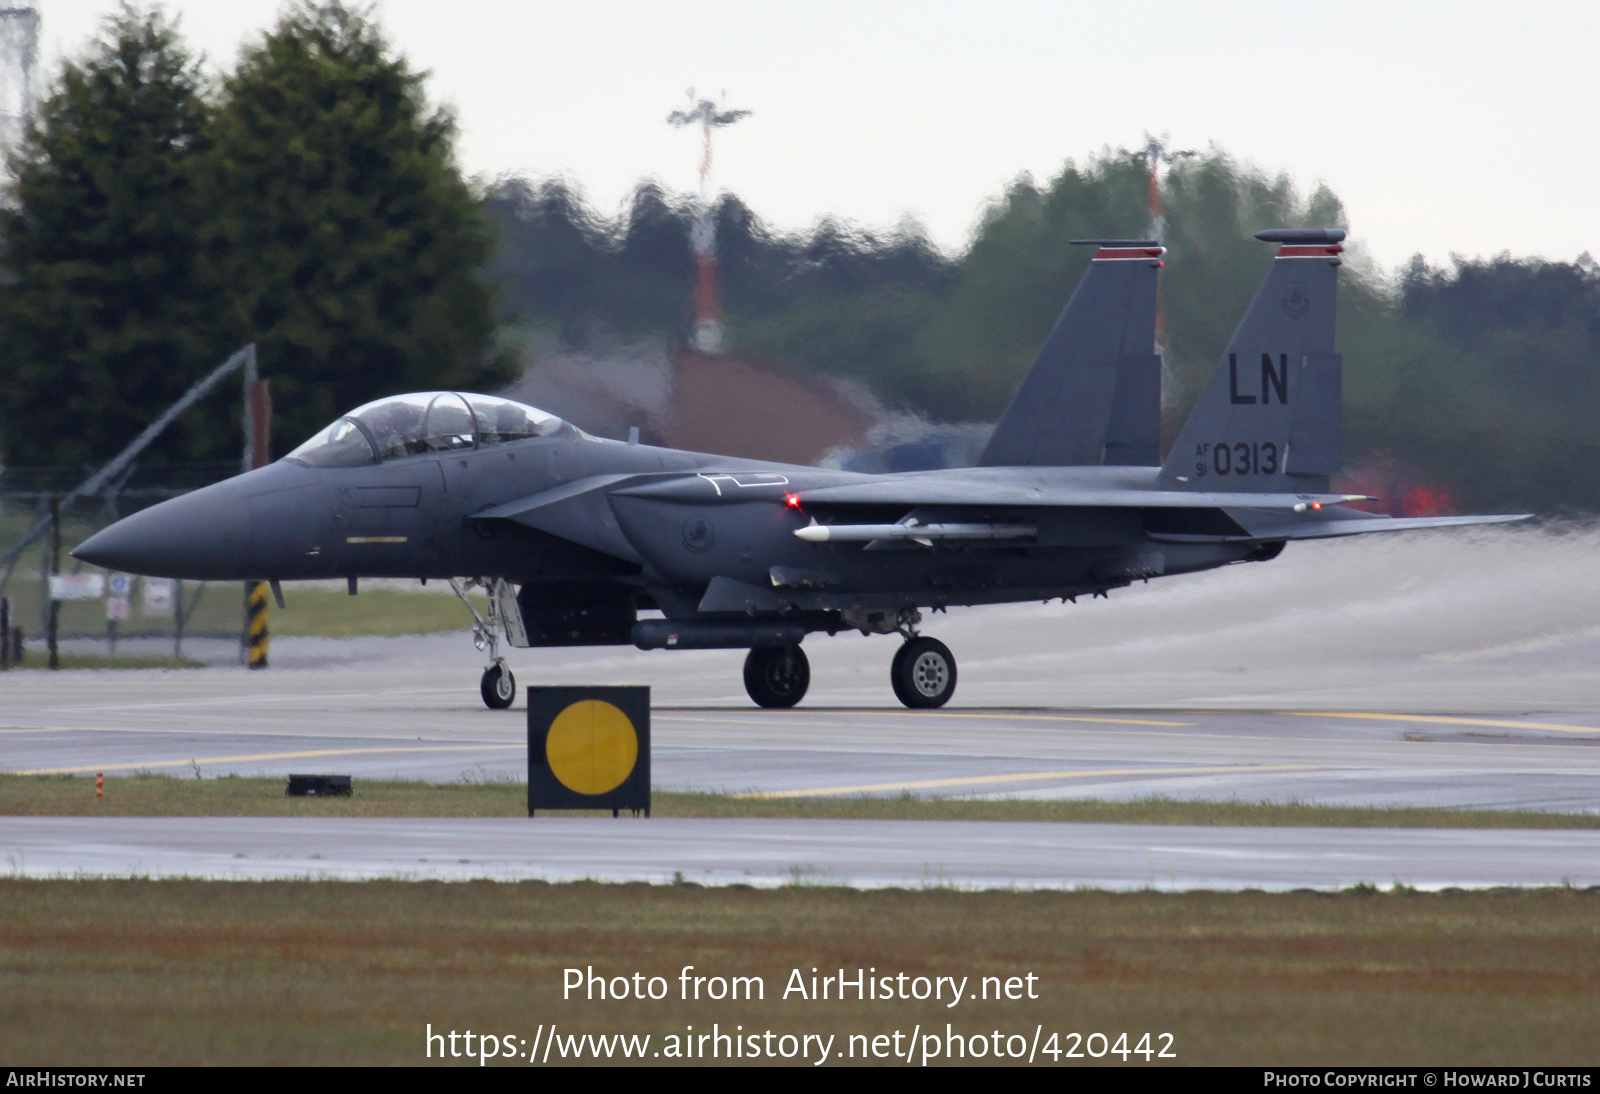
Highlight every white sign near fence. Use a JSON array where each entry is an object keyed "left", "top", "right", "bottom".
[
  {"left": 106, "top": 597, "right": 130, "bottom": 621},
  {"left": 49, "top": 573, "right": 104, "bottom": 600},
  {"left": 142, "top": 577, "right": 173, "bottom": 615}
]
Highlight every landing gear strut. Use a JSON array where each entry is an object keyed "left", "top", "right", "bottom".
[
  {"left": 744, "top": 644, "right": 810, "bottom": 708},
  {"left": 891, "top": 635, "right": 957, "bottom": 708},
  {"left": 451, "top": 577, "right": 519, "bottom": 710}
]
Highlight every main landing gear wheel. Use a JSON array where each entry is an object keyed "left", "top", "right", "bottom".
[
  {"left": 480, "top": 662, "right": 516, "bottom": 709},
  {"left": 891, "top": 636, "right": 956, "bottom": 709},
  {"left": 744, "top": 644, "right": 810, "bottom": 708}
]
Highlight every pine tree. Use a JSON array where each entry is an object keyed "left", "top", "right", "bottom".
[
  {"left": 0, "top": 5, "right": 220, "bottom": 468},
  {"left": 206, "top": 1, "right": 511, "bottom": 453}
]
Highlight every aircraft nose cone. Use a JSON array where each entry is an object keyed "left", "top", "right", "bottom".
[{"left": 73, "top": 480, "right": 253, "bottom": 580}]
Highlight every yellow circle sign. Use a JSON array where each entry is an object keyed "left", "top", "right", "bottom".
[{"left": 546, "top": 699, "right": 639, "bottom": 795}]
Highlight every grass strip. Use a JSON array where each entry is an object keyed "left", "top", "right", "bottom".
[
  {"left": 0, "top": 584, "right": 487, "bottom": 644},
  {"left": 2, "top": 879, "right": 1599, "bottom": 1065},
  {"left": 3, "top": 772, "right": 1598, "bottom": 827}
]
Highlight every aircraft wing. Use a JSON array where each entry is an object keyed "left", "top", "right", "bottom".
[
  {"left": 792, "top": 479, "right": 1366, "bottom": 510},
  {"left": 1156, "top": 511, "right": 1532, "bottom": 543},
  {"left": 615, "top": 471, "right": 1366, "bottom": 511},
  {"left": 476, "top": 471, "right": 1529, "bottom": 566}
]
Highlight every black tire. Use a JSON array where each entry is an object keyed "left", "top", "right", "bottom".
[
  {"left": 891, "top": 637, "right": 956, "bottom": 708},
  {"left": 743, "top": 644, "right": 810, "bottom": 708},
  {"left": 480, "top": 663, "right": 516, "bottom": 709}
]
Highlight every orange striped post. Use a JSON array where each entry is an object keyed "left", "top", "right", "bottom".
[{"left": 96, "top": 772, "right": 103, "bottom": 800}]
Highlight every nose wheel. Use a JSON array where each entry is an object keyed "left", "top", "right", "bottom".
[
  {"left": 744, "top": 644, "right": 810, "bottom": 708},
  {"left": 480, "top": 661, "right": 516, "bottom": 709},
  {"left": 891, "top": 636, "right": 957, "bottom": 708},
  {"left": 451, "top": 577, "right": 522, "bottom": 710}
]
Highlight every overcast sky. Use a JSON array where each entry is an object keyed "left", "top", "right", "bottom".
[{"left": 27, "top": 0, "right": 1600, "bottom": 271}]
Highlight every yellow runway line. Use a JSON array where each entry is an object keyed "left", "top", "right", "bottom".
[
  {"left": 737, "top": 763, "right": 1319, "bottom": 799},
  {"left": 867, "top": 710, "right": 1193, "bottom": 727},
  {"left": 675, "top": 710, "right": 1193, "bottom": 728},
  {"left": 1281, "top": 712, "right": 1600, "bottom": 735},
  {"left": 12, "top": 744, "right": 523, "bottom": 776}
]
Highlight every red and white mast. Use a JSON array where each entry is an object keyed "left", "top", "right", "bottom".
[
  {"left": 1125, "top": 132, "right": 1196, "bottom": 355},
  {"left": 668, "top": 91, "right": 750, "bottom": 354}
]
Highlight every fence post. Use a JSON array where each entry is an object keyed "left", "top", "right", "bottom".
[{"left": 1, "top": 595, "right": 9, "bottom": 668}]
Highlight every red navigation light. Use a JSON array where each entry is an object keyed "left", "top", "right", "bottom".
[
  {"left": 785, "top": 492, "right": 802, "bottom": 509},
  {"left": 1311, "top": 502, "right": 1322, "bottom": 510}
]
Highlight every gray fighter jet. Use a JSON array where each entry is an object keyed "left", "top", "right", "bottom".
[{"left": 75, "top": 229, "right": 1524, "bottom": 709}]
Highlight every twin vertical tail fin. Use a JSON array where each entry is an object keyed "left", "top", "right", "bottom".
[
  {"left": 978, "top": 241, "right": 1164, "bottom": 467},
  {"left": 1160, "top": 229, "right": 1346, "bottom": 493}
]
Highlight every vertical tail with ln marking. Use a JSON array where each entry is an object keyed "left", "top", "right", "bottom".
[
  {"left": 1160, "top": 229, "right": 1345, "bottom": 493},
  {"left": 979, "top": 241, "right": 1164, "bottom": 467}
]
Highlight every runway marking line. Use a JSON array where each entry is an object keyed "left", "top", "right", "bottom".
[
  {"left": 1281, "top": 713, "right": 1600, "bottom": 735},
  {"left": 11, "top": 744, "right": 523, "bottom": 776},
  {"left": 661, "top": 711, "right": 1194, "bottom": 728},
  {"left": 0, "top": 726, "right": 101, "bottom": 733},
  {"left": 1, "top": 724, "right": 513, "bottom": 745},
  {"left": 738, "top": 763, "right": 1320, "bottom": 799}
]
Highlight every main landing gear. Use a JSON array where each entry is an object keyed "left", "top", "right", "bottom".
[
  {"left": 882, "top": 610, "right": 957, "bottom": 709},
  {"left": 744, "top": 645, "right": 810, "bottom": 708},
  {"left": 890, "top": 636, "right": 957, "bottom": 708},
  {"left": 451, "top": 577, "right": 518, "bottom": 710},
  {"left": 739, "top": 627, "right": 959, "bottom": 710}
]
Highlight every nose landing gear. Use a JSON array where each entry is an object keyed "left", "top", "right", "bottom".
[
  {"left": 480, "top": 661, "right": 516, "bottom": 709},
  {"left": 451, "top": 577, "right": 522, "bottom": 710}
]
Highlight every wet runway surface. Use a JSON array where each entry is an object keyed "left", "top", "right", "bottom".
[
  {"left": 7, "top": 816, "right": 1600, "bottom": 891},
  {"left": 5, "top": 687, "right": 1600, "bottom": 811},
  {"left": 4, "top": 527, "right": 1600, "bottom": 885}
]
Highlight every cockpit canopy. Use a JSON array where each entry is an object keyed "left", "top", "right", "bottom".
[{"left": 285, "top": 392, "right": 564, "bottom": 468}]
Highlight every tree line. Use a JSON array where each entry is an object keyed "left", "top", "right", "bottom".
[
  {"left": 489, "top": 162, "right": 1600, "bottom": 514},
  {"left": 0, "top": 2, "right": 508, "bottom": 470},
  {"left": 1, "top": 3, "right": 1594, "bottom": 516}
]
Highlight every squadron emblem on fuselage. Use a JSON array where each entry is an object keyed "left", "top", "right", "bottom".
[{"left": 681, "top": 516, "right": 716, "bottom": 553}]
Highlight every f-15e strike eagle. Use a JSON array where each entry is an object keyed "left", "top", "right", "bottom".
[{"left": 77, "top": 229, "right": 1524, "bottom": 709}]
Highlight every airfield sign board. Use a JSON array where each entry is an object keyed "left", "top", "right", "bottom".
[{"left": 527, "top": 686, "right": 650, "bottom": 816}]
